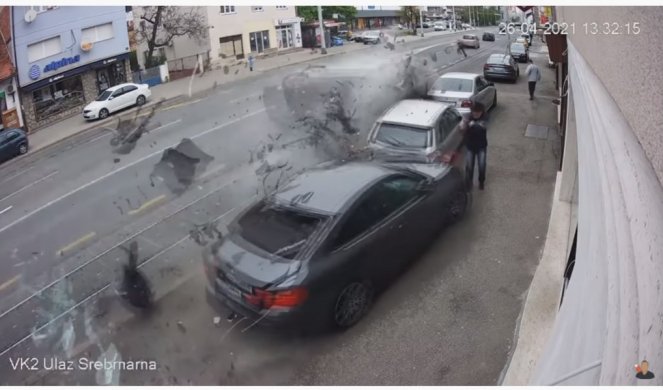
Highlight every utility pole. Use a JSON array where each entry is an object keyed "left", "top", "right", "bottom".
[
  {"left": 419, "top": 6, "right": 424, "bottom": 37},
  {"left": 452, "top": 6, "right": 456, "bottom": 31},
  {"left": 317, "top": 5, "right": 327, "bottom": 54}
]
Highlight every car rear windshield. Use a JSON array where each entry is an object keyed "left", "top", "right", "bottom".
[
  {"left": 96, "top": 90, "right": 112, "bottom": 101},
  {"left": 463, "top": 35, "right": 474, "bottom": 39},
  {"left": 511, "top": 44, "right": 526, "bottom": 53},
  {"left": 238, "top": 201, "right": 323, "bottom": 260},
  {"left": 487, "top": 55, "right": 509, "bottom": 65},
  {"left": 376, "top": 123, "right": 430, "bottom": 149},
  {"left": 432, "top": 77, "right": 474, "bottom": 93}
]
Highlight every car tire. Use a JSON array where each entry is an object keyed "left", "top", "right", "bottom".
[
  {"left": 18, "top": 143, "right": 28, "bottom": 155},
  {"left": 136, "top": 95, "right": 146, "bottom": 106},
  {"left": 447, "top": 190, "right": 468, "bottom": 223},
  {"left": 331, "top": 280, "right": 374, "bottom": 329},
  {"left": 492, "top": 93, "right": 497, "bottom": 109},
  {"left": 98, "top": 108, "right": 109, "bottom": 119}
]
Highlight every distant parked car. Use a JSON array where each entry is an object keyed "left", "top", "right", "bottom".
[
  {"left": 459, "top": 34, "right": 480, "bottom": 49},
  {"left": 516, "top": 37, "right": 529, "bottom": 48},
  {"left": 434, "top": 22, "right": 447, "bottom": 31},
  {"left": 483, "top": 53, "right": 519, "bottom": 82},
  {"left": 204, "top": 160, "right": 468, "bottom": 330},
  {"left": 510, "top": 42, "right": 529, "bottom": 62},
  {"left": 482, "top": 32, "right": 495, "bottom": 41},
  {"left": 0, "top": 128, "right": 29, "bottom": 164},
  {"left": 83, "top": 83, "right": 151, "bottom": 120},
  {"left": 427, "top": 72, "right": 497, "bottom": 115},
  {"left": 331, "top": 36, "right": 344, "bottom": 47}
]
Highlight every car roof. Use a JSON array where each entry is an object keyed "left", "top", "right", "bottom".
[
  {"left": 379, "top": 99, "right": 449, "bottom": 128},
  {"left": 107, "top": 83, "right": 136, "bottom": 91},
  {"left": 440, "top": 72, "right": 479, "bottom": 81},
  {"left": 272, "top": 162, "right": 393, "bottom": 215},
  {"left": 488, "top": 53, "right": 509, "bottom": 62}
]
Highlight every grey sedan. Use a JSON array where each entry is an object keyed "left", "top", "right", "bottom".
[{"left": 427, "top": 72, "right": 497, "bottom": 115}]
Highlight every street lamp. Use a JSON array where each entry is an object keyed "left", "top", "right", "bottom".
[{"left": 317, "top": 5, "right": 327, "bottom": 54}]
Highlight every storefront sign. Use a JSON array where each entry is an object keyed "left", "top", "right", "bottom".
[
  {"left": 44, "top": 55, "right": 81, "bottom": 73},
  {"left": 276, "top": 17, "right": 302, "bottom": 25},
  {"left": 103, "top": 57, "right": 118, "bottom": 65}
]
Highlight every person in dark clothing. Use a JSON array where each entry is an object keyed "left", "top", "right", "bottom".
[
  {"left": 456, "top": 40, "right": 467, "bottom": 58},
  {"left": 462, "top": 102, "right": 488, "bottom": 190},
  {"left": 635, "top": 360, "right": 655, "bottom": 380}
]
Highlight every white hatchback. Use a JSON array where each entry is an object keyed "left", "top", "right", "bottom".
[{"left": 83, "top": 83, "right": 151, "bottom": 120}]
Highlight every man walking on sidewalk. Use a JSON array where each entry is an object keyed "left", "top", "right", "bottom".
[
  {"left": 248, "top": 54, "right": 255, "bottom": 72},
  {"left": 462, "top": 102, "right": 488, "bottom": 190},
  {"left": 457, "top": 40, "right": 467, "bottom": 58},
  {"left": 526, "top": 58, "right": 541, "bottom": 100}
]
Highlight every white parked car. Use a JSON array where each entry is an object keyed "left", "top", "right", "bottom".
[
  {"left": 427, "top": 72, "right": 497, "bottom": 115},
  {"left": 434, "top": 22, "right": 447, "bottom": 31},
  {"left": 83, "top": 83, "right": 152, "bottom": 120}
]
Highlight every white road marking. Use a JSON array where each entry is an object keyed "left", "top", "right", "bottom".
[
  {"left": 0, "top": 206, "right": 12, "bottom": 216},
  {"left": 0, "top": 170, "right": 59, "bottom": 204},
  {"left": 0, "top": 165, "right": 37, "bottom": 186},
  {"left": 0, "top": 108, "right": 268, "bottom": 235}
]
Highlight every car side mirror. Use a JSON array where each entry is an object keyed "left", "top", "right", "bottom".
[{"left": 108, "top": 96, "right": 114, "bottom": 100}]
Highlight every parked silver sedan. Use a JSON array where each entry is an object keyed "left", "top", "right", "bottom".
[
  {"left": 459, "top": 34, "right": 480, "bottom": 48},
  {"left": 427, "top": 72, "right": 497, "bottom": 115}
]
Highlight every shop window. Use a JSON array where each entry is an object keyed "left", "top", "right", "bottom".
[
  {"left": 0, "top": 93, "right": 7, "bottom": 112},
  {"left": 251, "top": 6, "right": 264, "bottom": 12},
  {"left": 82, "top": 22, "right": 114, "bottom": 43},
  {"left": 27, "top": 36, "right": 62, "bottom": 63},
  {"left": 31, "top": 75, "right": 85, "bottom": 122},
  {"left": 220, "top": 6, "right": 236, "bottom": 14},
  {"left": 249, "top": 30, "right": 270, "bottom": 53}
]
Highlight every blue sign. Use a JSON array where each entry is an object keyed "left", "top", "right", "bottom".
[
  {"left": 43, "top": 55, "right": 81, "bottom": 73},
  {"left": 29, "top": 64, "right": 41, "bottom": 80}
]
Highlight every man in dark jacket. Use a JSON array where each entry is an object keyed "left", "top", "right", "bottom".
[{"left": 462, "top": 102, "right": 488, "bottom": 190}]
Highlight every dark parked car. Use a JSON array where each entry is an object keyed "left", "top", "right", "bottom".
[
  {"left": 510, "top": 42, "right": 529, "bottom": 63},
  {"left": 483, "top": 53, "right": 519, "bottom": 82},
  {"left": 482, "top": 32, "right": 495, "bottom": 41},
  {"left": 0, "top": 128, "right": 29, "bottom": 164},
  {"left": 205, "top": 161, "right": 468, "bottom": 330}
]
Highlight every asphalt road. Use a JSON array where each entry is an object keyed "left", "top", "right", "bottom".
[{"left": 0, "top": 28, "right": 562, "bottom": 385}]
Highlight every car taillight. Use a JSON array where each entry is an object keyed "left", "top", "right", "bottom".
[
  {"left": 461, "top": 100, "right": 473, "bottom": 108},
  {"left": 483, "top": 64, "right": 490, "bottom": 70},
  {"left": 244, "top": 287, "right": 308, "bottom": 309}
]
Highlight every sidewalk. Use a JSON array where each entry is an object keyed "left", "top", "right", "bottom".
[{"left": 26, "top": 29, "right": 463, "bottom": 156}]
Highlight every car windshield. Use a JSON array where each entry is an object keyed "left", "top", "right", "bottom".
[
  {"left": 96, "top": 90, "right": 113, "bottom": 101},
  {"left": 376, "top": 123, "right": 430, "bottom": 148},
  {"left": 432, "top": 77, "right": 474, "bottom": 92},
  {"left": 237, "top": 201, "right": 323, "bottom": 259}
]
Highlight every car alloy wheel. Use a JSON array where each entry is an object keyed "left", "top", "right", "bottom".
[
  {"left": 99, "top": 108, "right": 109, "bottom": 119},
  {"left": 333, "top": 281, "right": 373, "bottom": 328},
  {"left": 18, "top": 143, "right": 28, "bottom": 155},
  {"left": 136, "top": 95, "right": 146, "bottom": 106},
  {"left": 448, "top": 190, "right": 468, "bottom": 222}
]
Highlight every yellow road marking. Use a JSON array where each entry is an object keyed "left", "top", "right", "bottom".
[
  {"left": 57, "top": 232, "right": 97, "bottom": 257},
  {"left": 128, "top": 194, "right": 167, "bottom": 216},
  {"left": 0, "top": 275, "right": 21, "bottom": 291}
]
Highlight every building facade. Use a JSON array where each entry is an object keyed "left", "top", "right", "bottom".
[
  {"left": 0, "top": 6, "right": 23, "bottom": 130},
  {"left": 12, "top": 6, "right": 131, "bottom": 131},
  {"left": 528, "top": 6, "right": 663, "bottom": 386},
  {"left": 353, "top": 6, "right": 402, "bottom": 30}
]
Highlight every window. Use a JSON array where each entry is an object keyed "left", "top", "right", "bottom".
[
  {"left": 81, "top": 22, "right": 114, "bottom": 43},
  {"left": 238, "top": 201, "right": 324, "bottom": 260},
  {"left": 5, "top": 131, "right": 19, "bottom": 141},
  {"left": 123, "top": 85, "right": 137, "bottom": 94},
  {"left": 438, "top": 109, "right": 462, "bottom": 142},
  {"left": 332, "top": 175, "right": 419, "bottom": 248},
  {"left": 251, "top": 6, "right": 264, "bottom": 12},
  {"left": 376, "top": 123, "right": 431, "bottom": 149},
  {"left": 276, "top": 6, "right": 288, "bottom": 9},
  {"left": 111, "top": 88, "right": 124, "bottom": 98},
  {"left": 27, "top": 36, "right": 62, "bottom": 63},
  {"left": 220, "top": 6, "right": 236, "bottom": 14},
  {"left": 249, "top": 30, "right": 270, "bottom": 53},
  {"left": 476, "top": 77, "right": 488, "bottom": 91},
  {"left": 32, "top": 75, "right": 85, "bottom": 121}
]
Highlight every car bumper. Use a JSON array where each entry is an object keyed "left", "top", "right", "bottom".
[
  {"left": 83, "top": 112, "right": 97, "bottom": 119},
  {"left": 484, "top": 71, "right": 517, "bottom": 80},
  {"left": 205, "top": 284, "right": 308, "bottom": 329}
]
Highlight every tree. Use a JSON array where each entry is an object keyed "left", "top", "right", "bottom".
[
  {"left": 295, "top": 6, "right": 357, "bottom": 23},
  {"left": 136, "top": 6, "right": 208, "bottom": 68},
  {"left": 400, "top": 6, "right": 420, "bottom": 34}
]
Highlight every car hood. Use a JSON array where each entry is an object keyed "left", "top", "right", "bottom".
[
  {"left": 84, "top": 101, "right": 106, "bottom": 111},
  {"left": 386, "top": 162, "right": 452, "bottom": 180}
]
